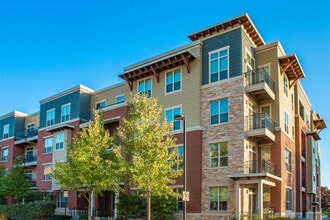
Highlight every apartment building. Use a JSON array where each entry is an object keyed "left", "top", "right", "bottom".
[{"left": 0, "top": 13, "right": 326, "bottom": 219}]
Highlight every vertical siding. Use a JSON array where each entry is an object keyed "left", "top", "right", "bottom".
[
  {"left": 0, "top": 115, "right": 15, "bottom": 139},
  {"left": 202, "top": 27, "right": 242, "bottom": 85}
]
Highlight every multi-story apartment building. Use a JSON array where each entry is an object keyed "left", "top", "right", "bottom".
[{"left": 0, "top": 14, "right": 326, "bottom": 219}]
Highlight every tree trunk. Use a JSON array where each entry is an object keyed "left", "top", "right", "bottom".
[
  {"left": 89, "top": 189, "right": 95, "bottom": 218},
  {"left": 147, "top": 190, "right": 151, "bottom": 220}
]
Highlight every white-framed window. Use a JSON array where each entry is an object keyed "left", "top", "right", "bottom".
[
  {"left": 210, "top": 98, "right": 228, "bottom": 125},
  {"left": 55, "top": 132, "right": 65, "bottom": 150},
  {"left": 0, "top": 147, "right": 8, "bottom": 161},
  {"left": 209, "top": 186, "right": 228, "bottom": 211},
  {"left": 168, "top": 145, "right": 183, "bottom": 170},
  {"left": 115, "top": 95, "right": 125, "bottom": 104},
  {"left": 285, "top": 149, "right": 291, "bottom": 172},
  {"left": 61, "top": 103, "right": 71, "bottom": 122},
  {"left": 286, "top": 188, "right": 292, "bottom": 210},
  {"left": 3, "top": 124, "right": 9, "bottom": 139},
  {"left": 138, "top": 78, "right": 152, "bottom": 98},
  {"left": 284, "top": 110, "right": 289, "bottom": 134},
  {"left": 165, "top": 106, "right": 182, "bottom": 130},
  {"left": 209, "top": 46, "right": 229, "bottom": 83},
  {"left": 95, "top": 100, "right": 106, "bottom": 110},
  {"left": 42, "top": 163, "right": 52, "bottom": 181},
  {"left": 283, "top": 74, "right": 289, "bottom": 97},
  {"left": 210, "top": 142, "right": 228, "bottom": 168},
  {"left": 166, "top": 69, "right": 181, "bottom": 94},
  {"left": 44, "top": 137, "right": 53, "bottom": 154},
  {"left": 46, "top": 109, "right": 55, "bottom": 126},
  {"left": 57, "top": 191, "right": 68, "bottom": 208},
  {"left": 245, "top": 49, "right": 255, "bottom": 71}
]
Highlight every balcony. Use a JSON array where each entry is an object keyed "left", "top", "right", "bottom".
[
  {"left": 244, "top": 68, "right": 275, "bottom": 102},
  {"left": 17, "top": 154, "right": 37, "bottom": 167},
  {"left": 245, "top": 113, "right": 275, "bottom": 143},
  {"left": 245, "top": 160, "right": 275, "bottom": 175},
  {"left": 14, "top": 127, "right": 39, "bottom": 145}
]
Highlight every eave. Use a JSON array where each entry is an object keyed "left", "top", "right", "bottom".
[
  {"left": 188, "top": 13, "right": 264, "bottom": 47},
  {"left": 313, "top": 114, "right": 327, "bottom": 131},
  {"left": 279, "top": 54, "right": 305, "bottom": 88},
  {"left": 119, "top": 51, "right": 196, "bottom": 91}
]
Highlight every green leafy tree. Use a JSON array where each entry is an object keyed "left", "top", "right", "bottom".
[
  {"left": 51, "top": 111, "right": 123, "bottom": 218},
  {"left": 117, "top": 94, "right": 182, "bottom": 220},
  {"left": 1, "top": 158, "right": 31, "bottom": 203}
]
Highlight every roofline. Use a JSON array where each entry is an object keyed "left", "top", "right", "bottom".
[
  {"left": 120, "top": 40, "right": 201, "bottom": 75},
  {"left": 40, "top": 84, "right": 94, "bottom": 104},
  {"left": 187, "top": 13, "right": 265, "bottom": 46},
  {"left": 0, "top": 110, "right": 27, "bottom": 120},
  {"left": 92, "top": 81, "right": 126, "bottom": 95}
]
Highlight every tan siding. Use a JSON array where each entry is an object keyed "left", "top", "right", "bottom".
[{"left": 25, "top": 113, "right": 40, "bottom": 128}]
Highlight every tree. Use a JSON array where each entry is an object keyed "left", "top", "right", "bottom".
[
  {"left": 117, "top": 94, "right": 182, "bottom": 220},
  {"left": 1, "top": 157, "right": 32, "bottom": 203},
  {"left": 322, "top": 186, "right": 330, "bottom": 208},
  {"left": 51, "top": 111, "right": 123, "bottom": 218}
]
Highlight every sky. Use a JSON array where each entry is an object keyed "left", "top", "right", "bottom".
[{"left": 0, "top": 0, "right": 329, "bottom": 186}]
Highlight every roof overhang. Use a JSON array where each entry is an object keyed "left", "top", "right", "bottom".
[
  {"left": 46, "top": 123, "right": 75, "bottom": 133},
  {"left": 279, "top": 54, "right": 305, "bottom": 88},
  {"left": 313, "top": 114, "right": 327, "bottom": 131},
  {"left": 188, "top": 13, "right": 264, "bottom": 47},
  {"left": 119, "top": 50, "right": 196, "bottom": 91},
  {"left": 307, "top": 131, "right": 321, "bottom": 141}
]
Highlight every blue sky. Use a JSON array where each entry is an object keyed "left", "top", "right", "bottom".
[{"left": 0, "top": 0, "right": 329, "bottom": 187}]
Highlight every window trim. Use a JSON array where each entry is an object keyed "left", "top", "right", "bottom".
[
  {"left": 42, "top": 163, "right": 52, "bottom": 181},
  {"left": 285, "top": 148, "right": 292, "bottom": 173},
  {"left": 164, "top": 105, "right": 182, "bottom": 131},
  {"left": 285, "top": 187, "right": 292, "bottom": 211},
  {"left": 115, "top": 94, "right": 125, "bottom": 104},
  {"left": 137, "top": 78, "right": 152, "bottom": 98},
  {"left": 3, "top": 124, "right": 9, "bottom": 139},
  {"left": 46, "top": 108, "right": 55, "bottom": 127},
  {"left": 61, "top": 103, "right": 71, "bottom": 122},
  {"left": 44, "top": 137, "right": 53, "bottom": 154},
  {"left": 0, "top": 147, "right": 9, "bottom": 162},
  {"left": 209, "top": 186, "right": 228, "bottom": 211},
  {"left": 210, "top": 142, "right": 228, "bottom": 168},
  {"left": 55, "top": 132, "right": 65, "bottom": 151},
  {"left": 284, "top": 109, "right": 289, "bottom": 135},
  {"left": 208, "top": 46, "right": 230, "bottom": 84},
  {"left": 95, "top": 100, "right": 106, "bottom": 110},
  {"left": 210, "top": 98, "right": 229, "bottom": 125},
  {"left": 165, "top": 68, "right": 182, "bottom": 94}
]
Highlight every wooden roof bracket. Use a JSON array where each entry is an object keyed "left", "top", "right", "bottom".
[
  {"left": 150, "top": 66, "right": 160, "bottom": 83},
  {"left": 124, "top": 76, "right": 133, "bottom": 91},
  {"left": 182, "top": 55, "right": 191, "bottom": 74},
  {"left": 280, "top": 59, "right": 295, "bottom": 75}
]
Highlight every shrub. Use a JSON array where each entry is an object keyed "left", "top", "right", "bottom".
[
  {"left": 151, "top": 196, "right": 176, "bottom": 220},
  {"left": 0, "top": 201, "right": 56, "bottom": 220},
  {"left": 116, "top": 193, "right": 146, "bottom": 219}
]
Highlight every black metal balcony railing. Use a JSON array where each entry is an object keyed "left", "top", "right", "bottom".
[
  {"left": 245, "top": 160, "right": 275, "bottom": 175},
  {"left": 246, "top": 113, "right": 275, "bottom": 132},
  {"left": 29, "top": 180, "right": 37, "bottom": 187},
  {"left": 244, "top": 68, "right": 276, "bottom": 92},
  {"left": 16, "top": 154, "right": 37, "bottom": 163},
  {"left": 15, "top": 127, "right": 39, "bottom": 140}
]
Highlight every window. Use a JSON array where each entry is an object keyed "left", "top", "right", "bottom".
[
  {"left": 46, "top": 109, "right": 55, "bottom": 126},
  {"left": 173, "top": 188, "right": 183, "bottom": 211},
  {"left": 138, "top": 78, "right": 152, "bottom": 98},
  {"left": 286, "top": 188, "right": 292, "bottom": 210},
  {"left": 284, "top": 110, "right": 289, "bottom": 134},
  {"left": 305, "top": 111, "right": 310, "bottom": 126},
  {"left": 210, "top": 142, "right": 228, "bottom": 168},
  {"left": 57, "top": 192, "right": 68, "bottom": 208},
  {"left": 210, "top": 98, "right": 228, "bottom": 124},
  {"left": 209, "top": 47, "right": 229, "bottom": 83},
  {"left": 0, "top": 148, "right": 8, "bottom": 161},
  {"left": 42, "top": 164, "right": 52, "bottom": 181},
  {"left": 169, "top": 146, "right": 184, "bottom": 170},
  {"left": 285, "top": 149, "right": 291, "bottom": 172},
  {"left": 44, "top": 137, "right": 53, "bottom": 154},
  {"left": 209, "top": 187, "right": 228, "bottom": 211},
  {"left": 165, "top": 106, "right": 182, "bottom": 130},
  {"left": 283, "top": 74, "right": 289, "bottom": 96},
  {"left": 115, "top": 95, "right": 125, "bottom": 104},
  {"left": 245, "top": 50, "right": 255, "bottom": 71},
  {"left": 166, "top": 69, "right": 181, "bottom": 93},
  {"left": 27, "top": 123, "right": 36, "bottom": 137},
  {"left": 56, "top": 133, "right": 64, "bottom": 150},
  {"left": 3, "top": 124, "right": 9, "bottom": 139},
  {"left": 61, "top": 104, "right": 70, "bottom": 122},
  {"left": 95, "top": 100, "right": 106, "bottom": 110}
]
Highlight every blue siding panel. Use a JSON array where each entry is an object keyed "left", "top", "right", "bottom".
[
  {"left": 0, "top": 115, "right": 15, "bottom": 140},
  {"left": 202, "top": 28, "right": 243, "bottom": 85}
]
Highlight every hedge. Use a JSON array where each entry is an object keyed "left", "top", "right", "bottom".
[{"left": 0, "top": 201, "right": 56, "bottom": 220}]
